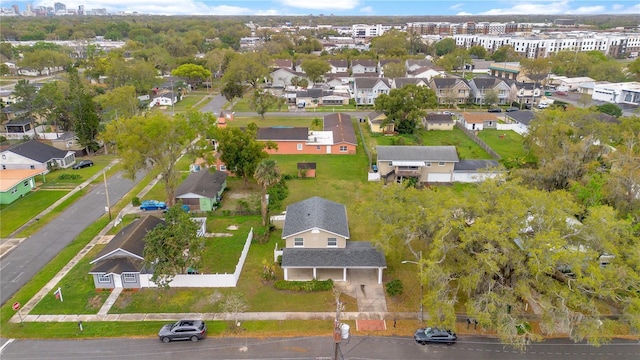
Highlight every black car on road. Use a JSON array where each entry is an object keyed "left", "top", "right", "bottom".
[
  {"left": 488, "top": 108, "right": 502, "bottom": 113},
  {"left": 159, "top": 320, "right": 207, "bottom": 343},
  {"left": 72, "top": 160, "right": 94, "bottom": 169},
  {"left": 414, "top": 327, "right": 457, "bottom": 345}
]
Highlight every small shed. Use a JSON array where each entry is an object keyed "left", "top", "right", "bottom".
[{"left": 297, "top": 162, "right": 316, "bottom": 178}]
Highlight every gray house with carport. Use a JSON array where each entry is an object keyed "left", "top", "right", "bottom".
[{"left": 280, "top": 196, "right": 386, "bottom": 284}]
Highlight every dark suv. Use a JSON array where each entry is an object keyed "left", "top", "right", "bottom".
[
  {"left": 159, "top": 320, "right": 207, "bottom": 343},
  {"left": 488, "top": 108, "right": 502, "bottom": 113},
  {"left": 414, "top": 327, "right": 457, "bottom": 345}
]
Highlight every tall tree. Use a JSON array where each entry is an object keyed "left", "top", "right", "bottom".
[
  {"left": 300, "top": 58, "right": 330, "bottom": 84},
  {"left": 382, "top": 61, "right": 406, "bottom": 78},
  {"left": 370, "top": 30, "right": 409, "bottom": 56},
  {"left": 254, "top": 159, "right": 282, "bottom": 226},
  {"left": 143, "top": 205, "right": 203, "bottom": 288},
  {"left": 94, "top": 85, "right": 140, "bottom": 121},
  {"left": 434, "top": 38, "right": 456, "bottom": 56},
  {"left": 374, "top": 84, "right": 437, "bottom": 134},
  {"left": 68, "top": 68, "right": 101, "bottom": 153},
  {"left": 222, "top": 52, "right": 270, "bottom": 90},
  {"left": 171, "top": 63, "right": 211, "bottom": 89},
  {"left": 366, "top": 180, "right": 639, "bottom": 350},
  {"left": 11, "top": 79, "right": 39, "bottom": 137},
  {"left": 214, "top": 125, "right": 273, "bottom": 187},
  {"left": 101, "top": 111, "right": 201, "bottom": 205},
  {"left": 250, "top": 89, "right": 278, "bottom": 120}
]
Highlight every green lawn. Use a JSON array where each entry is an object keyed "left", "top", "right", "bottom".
[
  {"left": 39, "top": 156, "right": 118, "bottom": 189},
  {"left": 230, "top": 116, "right": 314, "bottom": 128},
  {"left": 201, "top": 216, "right": 261, "bottom": 273},
  {"left": 30, "top": 245, "right": 112, "bottom": 315},
  {"left": 231, "top": 96, "right": 288, "bottom": 112},
  {"left": 478, "top": 129, "right": 537, "bottom": 165},
  {"left": 0, "top": 190, "right": 68, "bottom": 238}
]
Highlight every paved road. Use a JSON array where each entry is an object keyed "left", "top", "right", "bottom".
[
  {"left": 0, "top": 335, "right": 638, "bottom": 359},
  {"left": 0, "top": 171, "right": 145, "bottom": 305}
]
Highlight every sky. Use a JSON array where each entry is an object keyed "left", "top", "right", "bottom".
[{"left": 10, "top": 0, "right": 640, "bottom": 16}]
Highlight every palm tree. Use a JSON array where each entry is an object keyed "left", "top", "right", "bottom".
[{"left": 254, "top": 159, "right": 281, "bottom": 226}]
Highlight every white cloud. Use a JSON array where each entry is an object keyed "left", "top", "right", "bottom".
[
  {"left": 571, "top": 6, "right": 606, "bottom": 14},
  {"left": 450, "top": 3, "right": 464, "bottom": 10},
  {"left": 277, "top": 0, "right": 360, "bottom": 10},
  {"left": 360, "top": 6, "right": 374, "bottom": 14}
]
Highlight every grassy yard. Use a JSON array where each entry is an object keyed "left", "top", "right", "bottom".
[
  {"left": 230, "top": 116, "right": 314, "bottom": 128},
  {"left": 477, "top": 129, "right": 537, "bottom": 165},
  {"left": 0, "top": 190, "right": 68, "bottom": 238},
  {"left": 231, "top": 95, "right": 288, "bottom": 112},
  {"left": 39, "top": 155, "right": 118, "bottom": 189},
  {"left": 30, "top": 245, "right": 112, "bottom": 315}
]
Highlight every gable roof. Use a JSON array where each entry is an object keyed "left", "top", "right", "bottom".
[
  {"left": 90, "top": 215, "right": 164, "bottom": 265},
  {"left": 355, "top": 77, "right": 390, "bottom": 89},
  {"left": 367, "top": 111, "right": 386, "bottom": 123},
  {"left": 351, "top": 59, "right": 377, "bottom": 68},
  {"left": 0, "top": 169, "right": 46, "bottom": 192},
  {"left": 323, "top": 113, "right": 356, "bottom": 145},
  {"left": 471, "top": 77, "right": 502, "bottom": 89},
  {"left": 281, "top": 242, "right": 386, "bottom": 268},
  {"left": 175, "top": 170, "right": 228, "bottom": 199},
  {"left": 394, "top": 77, "right": 426, "bottom": 88},
  {"left": 461, "top": 112, "right": 499, "bottom": 124},
  {"left": 272, "top": 59, "right": 293, "bottom": 69},
  {"left": 328, "top": 59, "right": 348, "bottom": 68},
  {"left": 377, "top": 145, "right": 459, "bottom": 162},
  {"left": 257, "top": 127, "right": 309, "bottom": 141},
  {"left": 6, "top": 139, "right": 71, "bottom": 162},
  {"left": 282, "top": 196, "right": 350, "bottom": 239},
  {"left": 431, "top": 77, "right": 468, "bottom": 89},
  {"left": 425, "top": 113, "right": 454, "bottom": 124},
  {"left": 506, "top": 110, "right": 535, "bottom": 126}
]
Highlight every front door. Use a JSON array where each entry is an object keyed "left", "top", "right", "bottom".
[{"left": 113, "top": 274, "right": 123, "bottom": 288}]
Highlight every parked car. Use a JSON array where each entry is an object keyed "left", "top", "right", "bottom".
[
  {"left": 372, "top": 164, "right": 378, "bottom": 173},
  {"left": 140, "top": 200, "right": 167, "bottom": 211},
  {"left": 414, "top": 327, "right": 457, "bottom": 345},
  {"left": 72, "top": 160, "right": 94, "bottom": 169},
  {"left": 505, "top": 107, "right": 519, "bottom": 112},
  {"left": 488, "top": 108, "right": 502, "bottom": 113},
  {"left": 442, "top": 111, "right": 455, "bottom": 116},
  {"left": 158, "top": 320, "right": 207, "bottom": 343}
]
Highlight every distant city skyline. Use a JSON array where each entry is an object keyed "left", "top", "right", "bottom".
[{"left": 5, "top": 0, "right": 640, "bottom": 16}]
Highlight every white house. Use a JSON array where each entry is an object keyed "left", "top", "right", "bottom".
[
  {"left": 592, "top": 82, "right": 640, "bottom": 106},
  {"left": 149, "top": 92, "right": 178, "bottom": 108}
]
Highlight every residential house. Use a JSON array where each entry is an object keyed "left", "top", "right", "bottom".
[
  {"left": 376, "top": 145, "right": 459, "bottom": 183},
  {"left": 429, "top": 78, "right": 471, "bottom": 106},
  {"left": 423, "top": 113, "right": 455, "bottom": 131},
  {"left": 557, "top": 77, "right": 595, "bottom": 92},
  {"left": 1, "top": 139, "right": 76, "bottom": 171},
  {"left": 89, "top": 215, "right": 163, "bottom": 289},
  {"left": 175, "top": 169, "right": 228, "bottom": 212},
  {"left": 353, "top": 77, "right": 391, "bottom": 105},
  {"left": 272, "top": 59, "right": 293, "bottom": 71},
  {"left": 378, "top": 58, "right": 403, "bottom": 77},
  {"left": 327, "top": 59, "right": 348, "bottom": 74},
  {"left": 406, "top": 66, "right": 443, "bottom": 80},
  {"left": 459, "top": 112, "right": 499, "bottom": 131},
  {"left": 323, "top": 113, "right": 357, "bottom": 154},
  {"left": 488, "top": 62, "right": 522, "bottom": 81},
  {"left": 367, "top": 112, "right": 394, "bottom": 134},
  {"left": 50, "top": 132, "right": 87, "bottom": 156},
  {"left": 294, "top": 88, "right": 324, "bottom": 107},
  {"left": 468, "top": 77, "right": 513, "bottom": 105},
  {"left": 269, "top": 67, "right": 307, "bottom": 88},
  {"left": 149, "top": 91, "right": 179, "bottom": 108},
  {"left": 392, "top": 77, "right": 428, "bottom": 89},
  {"left": 511, "top": 81, "right": 541, "bottom": 107},
  {"left": 592, "top": 81, "right": 640, "bottom": 106},
  {"left": 257, "top": 113, "right": 356, "bottom": 155},
  {"left": 350, "top": 59, "right": 378, "bottom": 75},
  {"left": 452, "top": 160, "right": 502, "bottom": 183},
  {"left": 3, "top": 117, "right": 33, "bottom": 136},
  {"left": 505, "top": 110, "right": 535, "bottom": 135},
  {"left": 280, "top": 196, "right": 386, "bottom": 284},
  {"left": 0, "top": 168, "right": 46, "bottom": 204},
  {"left": 405, "top": 59, "right": 433, "bottom": 72}
]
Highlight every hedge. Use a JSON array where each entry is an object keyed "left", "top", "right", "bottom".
[{"left": 274, "top": 279, "right": 334, "bottom": 292}]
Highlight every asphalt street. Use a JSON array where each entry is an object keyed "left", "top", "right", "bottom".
[
  {"left": 0, "top": 335, "right": 638, "bottom": 360},
  {"left": 0, "top": 170, "right": 145, "bottom": 305}
]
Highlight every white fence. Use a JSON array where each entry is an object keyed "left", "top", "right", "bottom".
[
  {"left": 496, "top": 123, "right": 528, "bottom": 135},
  {"left": 0, "top": 130, "right": 64, "bottom": 140},
  {"left": 139, "top": 227, "right": 253, "bottom": 288}
]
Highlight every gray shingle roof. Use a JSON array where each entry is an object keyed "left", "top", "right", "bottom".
[
  {"left": 425, "top": 114, "right": 454, "bottom": 123},
  {"left": 281, "top": 242, "right": 386, "bottom": 268},
  {"left": 282, "top": 196, "right": 350, "bottom": 239},
  {"left": 7, "top": 139, "right": 71, "bottom": 162},
  {"left": 323, "top": 113, "right": 356, "bottom": 145},
  {"left": 91, "top": 215, "right": 164, "bottom": 264},
  {"left": 88, "top": 257, "right": 146, "bottom": 275},
  {"left": 454, "top": 159, "right": 500, "bottom": 171},
  {"left": 175, "top": 170, "right": 227, "bottom": 199},
  {"left": 471, "top": 77, "right": 500, "bottom": 89},
  {"left": 377, "top": 146, "right": 459, "bottom": 162},
  {"left": 257, "top": 127, "right": 309, "bottom": 141},
  {"left": 506, "top": 111, "right": 535, "bottom": 126}
]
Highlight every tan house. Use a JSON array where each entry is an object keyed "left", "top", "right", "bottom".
[
  {"left": 367, "top": 112, "right": 394, "bottom": 134},
  {"left": 280, "top": 197, "right": 386, "bottom": 284},
  {"left": 429, "top": 78, "right": 471, "bottom": 106},
  {"left": 423, "top": 113, "right": 455, "bottom": 131},
  {"left": 377, "top": 145, "right": 459, "bottom": 183}
]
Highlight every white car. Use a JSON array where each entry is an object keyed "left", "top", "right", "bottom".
[{"left": 538, "top": 103, "right": 550, "bottom": 109}]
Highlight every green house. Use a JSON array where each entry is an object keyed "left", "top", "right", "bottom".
[
  {"left": 174, "top": 170, "right": 227, "bottom": 212},
  {"left": 0, "top": 169, "right": 46, "bottom": 204}
]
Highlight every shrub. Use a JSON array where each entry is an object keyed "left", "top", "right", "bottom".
[
  {"left": 274, "top": 279, "right": 333, "bottom": 292},
  {"left": 385, "top": 279, "right": 403, "bottom": 296},
  {"left": 131, "top": 197, "right": 141, "bottom": 206},
  {"left": 57, "top": 173, "right": 81, "bottom": 180}
]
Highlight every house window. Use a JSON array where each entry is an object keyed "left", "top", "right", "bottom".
[
  {"left": 1, "top": 154, "right": 5, "bottom": 159},
  {"left": 339, "top": 146, "right": 347, "bottom": 152},
  {"left": 123, "top": 273, "right": 137, "bottom": 283},
  {"left": 294, "top": 238, "right": 304, "bottom": 247},
  {"left": 10, "top": 187, "right": 17, "bottom": 194},
  {"left": 438, "top": 162, "right": 445, "bottom": 166},
  {"left": 426, "top": 162, "right": 431, "bottom": 167},
  {"left": 98, "top": 274, "right": 111, "bottom": 283},
  {"left": 220, "top": 165, "right": 226, "bottom": 171},
  {"left": 328, "top": 238, "right": 337, "bottom": 247},
  {"left": 316, "top": 146, "right": 321, "bottom": 150},
  {"left": 297, "top": 143, "right": 303, "bottom": 151},
  {"left": 30, "top": 165, "right": 35, "bottom": 169},
  {"left": 24, "top": 181, "right": 29, "bottom": 187}
]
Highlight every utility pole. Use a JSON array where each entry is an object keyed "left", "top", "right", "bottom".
[
  {"left": 333, "top": 296, "right": 342, "bottom": 360},
  {"left": 103, "top": 170, "right": 111, "bottom": 220}
]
